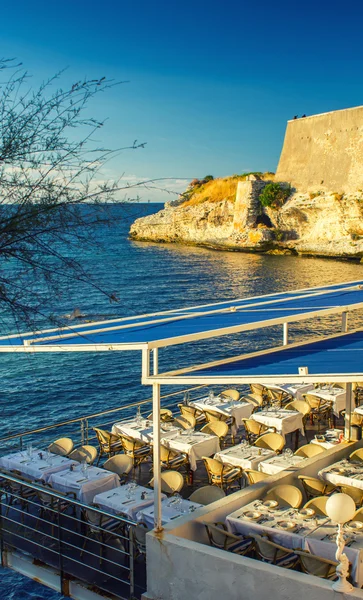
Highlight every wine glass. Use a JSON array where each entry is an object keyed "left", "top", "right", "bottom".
[
  {"left": 27, "top": 442, "right": 33, "bottom": 461},
  {"left": 81, "top": 459, "right": 88, "bottom": 478},
  {"left": 172, "top": 493, "right": 183, "bottom": 512},
  {"left": 283, "top": 448, "right": 294, "bottom": 460}
]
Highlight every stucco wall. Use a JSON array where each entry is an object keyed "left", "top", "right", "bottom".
[{"left": 275, "top": 106, "right": 363, "bottom": 193}]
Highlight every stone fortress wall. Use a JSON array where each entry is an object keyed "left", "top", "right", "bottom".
[{"left": 275, "top": 105, "right": 363, "bottom": 193}]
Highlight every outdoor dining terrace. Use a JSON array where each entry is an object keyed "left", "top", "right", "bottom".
[{"left": 0, "top": 381, "right": 361, "bottom": 600}]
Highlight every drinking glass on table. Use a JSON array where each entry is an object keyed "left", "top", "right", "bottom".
[
  {"left": 172, "top": 493, "right": 183, "bottom": 512},
  {"left": 283, "top": 448, "right": 294, "bottom": 460},
  {"left": 26, "top": 442, "right": 33, "bottom": 460},
  {"left": 81, "top": 459, "right": 89, "bottom": 479}
]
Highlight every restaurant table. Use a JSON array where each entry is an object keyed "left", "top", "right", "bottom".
[
  {"left": 48, "top": 464, "right": 120, "bottom": 504},
  {"left": 251, "top": 409, "right": 304, "bottom": 441},
  {"left": 307, "top": 386, "right": 346, "bottom": 417},
  {"left": 112, "top": 419, "right": 179, "bottom": 443},
  {"left": 214, "top": 444, "right": 276, "bottom": 470},
  {"left": 310, "top": 429, "right": 343, "bottom": 449},
  {"left": 264, "top": 383, "right": 314, "bottom": 401},
  {"left": 0, "top": 449, "right": 77, "bottom": 483},
  {"left": 94, "top": 484, "right": 166, "bottom": 521},
  {"left": 161, "top": 431, "right": 220, "bottom": 471},
  {"left": 227, "top": 500, "right": 363, "bottom": 587},
  {"left": 306, "top": 520, "right": 363, "bottom": 587},
  {"left": 319, "top": 459, "right": 363, "bottom": 491},
  {"left": 226, "top": 499, "right": 328, "bottom": 550},
  {"left": 137, "top": 496, "right": 202, "bottom": 528},
  {"left": 258, "top": 454, "right": 304, "bottom": 475},
  {"left": 190, "top": 397, "right": 254, "bottom": 435}
]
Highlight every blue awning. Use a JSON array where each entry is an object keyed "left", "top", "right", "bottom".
[
  {"left": 0, "top": 279, "right": 362, "bottom": 351},
  {"left": 149, "top": 329, "right": 363, "bottom": 384}
]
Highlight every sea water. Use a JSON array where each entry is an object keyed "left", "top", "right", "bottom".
[{"left": 1, "top": 202, "right": 363, "bottom": 598}]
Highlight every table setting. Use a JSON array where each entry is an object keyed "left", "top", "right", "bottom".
[
  {"left": 251, "top": 408, "right": 304, "bottom": 440},
  {"left": 214, "top": 442, "right": 276, "bottom": 470},
  {"left": 0, "top": 446, "right": 77, "bottom": 483},
  {"left": 264, "top": 383, "right": 314, "bottom": 401},
  {"left": 306, "top": 385, "right": 346, "bottom": 416},
  {"left": 48, "top": 462, "right": 120, "bottom": 503},
  {"left": 94, "top": 483, "right": 166, "bottom": 520},
  {"left": 112, "top": 418, "right": 179, "bottom": 443},
  {"left": 226, "top": 498, "right": 329, "bottom": 550},
  {"left": 319, "top": 459, "right": 363, "bottom": 490},
  {"left": 137, "top": 495, "right": 202, "bottom": 528},
  {"left": 190, "top": 395, "right": 254, "bottom": 435},
  {"left": 161, "top": 430, "right": 220, "bottom": 471},
  {"left": 259, "top": 450, "right": 304, "bottom": 475},
  {"left": 310, "top": 428, "right": 344, "bottom": 449}
]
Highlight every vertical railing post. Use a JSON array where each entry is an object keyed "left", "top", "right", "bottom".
[
  {"left": 129, "top": 524, "right": 135, "bottom": 598},
  {"left": 81, "top": 420, "right": 85, "bottom": 445},
  {"left": 345, "top": 383, "right": 353, "bottom": 441},
  {"left": 19, "top": 436, "right": 23, "bottom": 451},
  {"left": 56, "top": 501, "right": 66, "bottom": 595},
  {"left": 341, "top": 311, "right": 348, "bottom": 333},
  {"left": 85, "top": 418, "right": 89, "bottom": 444},
  {"left": 283, "top": 322, "right": 288, "bottom": 346}
]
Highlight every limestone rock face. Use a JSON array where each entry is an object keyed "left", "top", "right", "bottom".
[{"left": 129, "top": 183, "right": 363, "bottom": 259}]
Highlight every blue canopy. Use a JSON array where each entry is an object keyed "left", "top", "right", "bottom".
[
  {"left": 0, "top": 279, "right": 362, "bottom": 351},
  {"left": 150, "top": 329, "right": 363, "bottom": 384}
]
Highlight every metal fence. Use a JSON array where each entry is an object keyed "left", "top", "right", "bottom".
[
  {"left": 0, "top": 384, "right": 216, "bottom": 455},
  {"left": 0, "top": 471, "right": 145, "bottom": 599}
]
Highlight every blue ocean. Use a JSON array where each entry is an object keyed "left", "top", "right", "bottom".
[{"left": 1, "top": 202, "right": 363, "bottom": 598}]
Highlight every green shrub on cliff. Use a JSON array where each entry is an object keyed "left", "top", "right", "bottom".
[{"left": 259, "top": 183, "right": 291, "bottom": 209}]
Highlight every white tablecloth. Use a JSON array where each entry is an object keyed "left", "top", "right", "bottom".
[
  {"left": 306, "top": 521, "right": 363, "bottom": 587},
  {"left": 251, "top": 409, "right": 304, "bottom": 440},
  {"left": 214, "top": 444, "right": 275, "bottom": 470},
  {"left": 190, "top": 397, "right": 254, "bottom": 435},
  {"left": 137, "top": 496, "right": 202, "bottom": 528},
  {"left": 259, "top": 454, "right": 304, "bottom": 475},
  {"left": 354, "top": 406, "right": 363, "bottom": 417},
  {"left": 112, "top": 419, "right": 179, "bottom": 443},
  {"left": 265, "top": 383, "right": 314, "bottom": 401},
  {"left": 319, "top": 459, "right": 363, "bottom": 491},
  {"left": 48, "top": 464, "right": 120, "bottom": 503},
  {"left": 0, "top": 449, "right": 77, "bottom": 482},
  {"left": 161, "top": 431, "right": 220, "bottom": 471},
  {"left": 227, "top": 500, "right": 362, "bottom": 587},
  {"left": 94, "top": 484, "right": 165, "bottom": 521},
  {"left": 307, "top": 387, "right": 346, "bottom": 417}
]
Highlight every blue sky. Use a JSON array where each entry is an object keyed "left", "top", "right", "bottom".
[{"left": 2, "top": 0, "right": 363, "bottom": 201}]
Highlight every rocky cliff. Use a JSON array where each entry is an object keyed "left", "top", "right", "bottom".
[{"left": 129, "top": 178, "right": 363, "bottom": 259}]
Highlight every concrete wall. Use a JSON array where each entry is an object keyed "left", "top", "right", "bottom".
[
  {"left": 275, "top": 105, "right": 363, "bottom": 194},
  {"left": 145, "top": 440, "right": 363, "bottom": 600}
]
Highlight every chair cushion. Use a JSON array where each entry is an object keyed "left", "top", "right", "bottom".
[
  {"left": 275, "top": 552, "right": 298, "bottom": 567},
  {"left": 223, "top": 468, "right": 241, "bottom": 482},
  {"left": 133, "top": 446, "right": 150, "bottom": 456},
  {"left": 228, "top": 537, "right": 252, "bottom": 554}
]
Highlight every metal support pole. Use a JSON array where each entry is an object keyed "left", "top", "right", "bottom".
[
  {"left": 283, "top": 323, "right": 288, "bottom": 346},
  {"left": 341, "top": 312, "right": 348, "bottom": 333},
  {"left": 345, "top": 383, "right": 353, "bottom": 441},
  {"left": 153, "top": 348, "right": 159, "bottom": 376},
  {"left": 152, "top": 382, "right": 162, "bottom": 532},
  {"left": 142, "top": 348, "right": 150, "bottom": 382}
]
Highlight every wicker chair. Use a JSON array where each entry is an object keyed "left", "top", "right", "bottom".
[
  {"left": 103, "top": 454, "right": 133, "bottom": 482},
  {"left": 81, "top": 506, "right": 125, "bottom": 565},
  {"left": 159, "top": 444, "right": 190, "bottom": 474},
  {"left": 351, "top": 507, "right": 363, "bottom": 522},
  {"left": 178, "top": 404, "right": 205, "bottom": 425},
  {"left": 349, "top": 448, "right": 363, "bottom": 463},
  {"left": 264, "top": 484, "right": 303, "bottom": 508},
  {"left": 242, "top": 418, "right": 272, "bottom": 444},
  {"left": 295, "top": 549, "right": 338, "bottom": 579},
  {"left": 68, "top": 445, "right": 98, "bottom": 464},
  {"left": 253, "top": 533, "right": 299, "bottom": 568},
  {"left": 120, "top": 436, "right": 151, "bottom": 469},
  {"left": 188, "top": 486, "right": 225, "bottom": 505},
  {"left": 303, "top": 394, "right": 333, "bottom": 432},
  {"left": 242, "top": 394, "right": 264, "bottom": 411},
  {"left": 48, "top": 437, "right": 74, "bottom": 457},
  {"left": 267, "top": 388, "right": 292, "bottom": 408},
  {"left": 147, "top": 408, "right": 174, "bottom": 422},
  {"left": 297, "top": 475, "right": 336, "bottom": 499},
  {"left": 201, "top": 421, "right": 229, "bottom": 445},
  {"left": 254, "top": 432, "right": 285, "bottom": 453},
  {"left": 202, "top": 456, "right": 242, "bottom": 492},
  {"left": 285, "top": 400, "right": 311, "bottom": 437},
  {"left": 244, "top": 469, "right": 270, "bottom": 486},
  {"left": 149, "top": 470, "right": 184, "bottom": 495},
  {"left": 204, "top": 409, "right": 236, "bottom": 443},
  {"left": 93, "top": 427, "right": 123, "bottom": 464},
  {"left": 339, "top": 484, "right": 363, "bottom": 506},
  {"left": 303, "top": 496, "right": 328, "bottom": 516},
  {"left": 203, "top": 521, "right": 254, "bottom": 555},
  {"left": 174, "top": 414, "right": 196, "bottom": 430},
  {"left": 220, "top": 389, "right": 240, "bottom": 402},
  {"left": 294, "top": 444, "right": 325, "bottom": 458}
]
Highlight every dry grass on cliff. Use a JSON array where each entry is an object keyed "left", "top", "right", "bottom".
[{"left": 181, "top": 173, "right": 275, "bottom": 207}]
